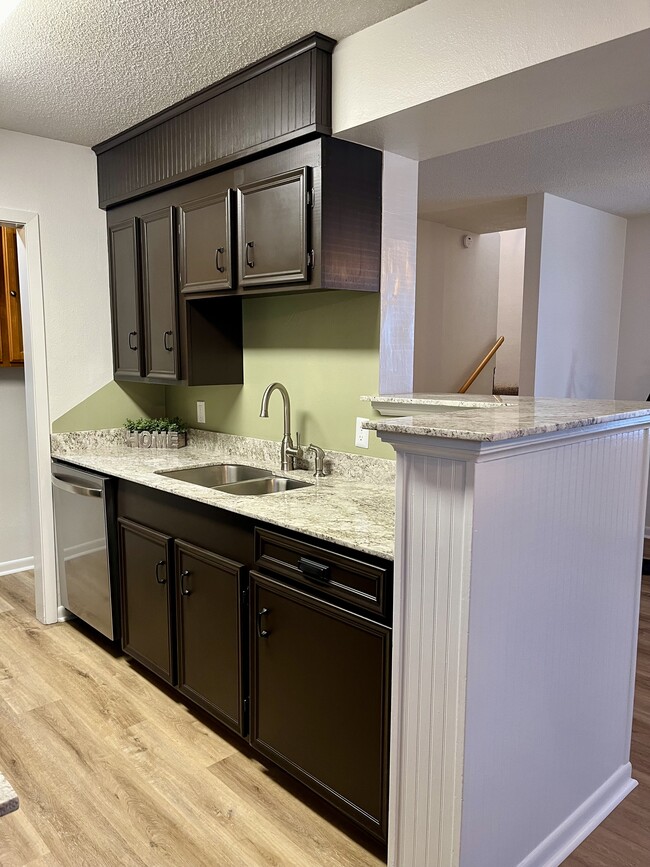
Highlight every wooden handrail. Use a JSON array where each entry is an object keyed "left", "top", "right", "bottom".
[{"left": 458, "top": 336, "right": 505, "bottom": 394}]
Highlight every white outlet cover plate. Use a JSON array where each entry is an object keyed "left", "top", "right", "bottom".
[
  {"left": 196, "top": 401, "right": 206, "bottom": 424},
  {"left": 355, "top": 417, "right": 370, "bottom": 449}
]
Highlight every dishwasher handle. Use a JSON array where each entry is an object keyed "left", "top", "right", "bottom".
[{"left": 52, "top": 474, "right": 103, "bottom": 498}]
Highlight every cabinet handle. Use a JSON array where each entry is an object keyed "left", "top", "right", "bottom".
[
  {"left": 246, "top": 241, "right": 255, "bottom": 268},
  {"left": 10, "top": 290, "right": 17, "bottom": 297},
  {"left": 257, "top": 607, "right": 270, "bottom": 639},
  {"left": 128, "top": 331, "right": 138, "bottom": 351},
  {"left": 155, "top": 560, "right": 167, "bottom": 585},
  {"left": 163, "top": 330, "right": 173, "bottom": 352},
  {"left": 215, "top": 247, "right": 225, "bottom": 273},
  {"left": 180, "top": 569, "right": 191, "bottom": 597}
]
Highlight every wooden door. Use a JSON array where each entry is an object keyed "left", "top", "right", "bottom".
[
  {"left": 175, "top": 540, "right": 245, "bottom": 734},
  {"left": 237, "top": 168, "right": 310, "bottom": 289},
  {"left": 179, "top": 190, "right": 233, "bottom": 294},
  {"left": 118, "top": 518, "right": 175, "bottom": 684},
  {"left": 0, "top": 226, "right": 23, "bottom": 367},
  {"left": 140, "top": 207, "right": 179, "bottom": 380},
  {"left": 107, "top": 218, "right": 143, "bottom": 379},
  {"left": 250, "top": 572, "right": 391, "bottom": 841}
]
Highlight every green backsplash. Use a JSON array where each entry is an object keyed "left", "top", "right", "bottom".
[
  {"left": 52, "top": 381, "right": 166, "bottom": 432},
  {"left": 167, "top": 291, "right": 394, "bottom": 460},
  {"left": 52, "top": 292, "right": 394, "bottom": 460}
]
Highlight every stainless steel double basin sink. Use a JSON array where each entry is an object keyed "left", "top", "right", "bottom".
[{"left": 157, "top": 463, "right": 313, "bottom": 496}]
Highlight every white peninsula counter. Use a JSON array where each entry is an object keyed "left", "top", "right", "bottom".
[{"left": 365, "top": 396, "right": 650, "bottom": 867}]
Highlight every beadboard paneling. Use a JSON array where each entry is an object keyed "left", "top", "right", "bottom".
[{"left": 94, "top": 36, "right": 334, "bottom": 208}]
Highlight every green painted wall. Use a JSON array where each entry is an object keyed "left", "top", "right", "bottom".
[
  {"left": 52, "top": 381, "right": 166, "bottom": 432},
  {"left": 167, "top": 291, "right": 394, "bottom": 459}
]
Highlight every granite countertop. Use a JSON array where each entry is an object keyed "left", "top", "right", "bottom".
[
  {"left": 363, "top": 395, "right": 650, "bottom": 442},
  {"left": 51, "top": 430, "right": 396, "bottom": 561}
]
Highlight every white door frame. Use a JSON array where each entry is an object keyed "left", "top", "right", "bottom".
[{"left": 1, "top": 207, "right": 57, "bottom": 624}]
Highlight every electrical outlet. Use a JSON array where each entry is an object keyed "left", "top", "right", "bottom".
[
  {"left": 355, "top": 417, "right": 369, "bottom": 449},
  {"left": 196, "top": 401, "right": 206, "bottom": 424}
]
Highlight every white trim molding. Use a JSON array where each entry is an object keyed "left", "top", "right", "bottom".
[
  {"left": 1, "top": 208, "right": 57, "bottom": 624},
  {"left": 380, "top": 423, "right": 650, "bottom": 867},
  {"left": 0, "top": 556, "right": 35, "bottom": 577}
]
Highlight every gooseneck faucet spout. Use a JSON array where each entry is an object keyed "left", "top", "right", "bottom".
[{"left": 259, "top": 382, "right": 302, "bottom": 472}]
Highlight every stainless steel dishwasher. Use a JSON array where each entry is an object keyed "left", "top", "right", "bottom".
[{"left": 52, "top": 461, "right": 119, "bottom": 640}]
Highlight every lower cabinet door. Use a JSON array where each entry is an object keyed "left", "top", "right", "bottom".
[
  {"left": 118, "top": 518, "right": 175, "bottom": 684},
  {"left": 250, "top": 572, "right": 391, "bottom": 841},
  {"left": 175, "top": 540, "right": 245, "bottom": 734}
]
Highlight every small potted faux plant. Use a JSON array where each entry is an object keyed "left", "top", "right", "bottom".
[{"left": 124, "top": 416, "right": 188, "bottom": 449}]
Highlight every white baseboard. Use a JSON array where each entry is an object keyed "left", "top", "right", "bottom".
[
  {"left": 0, "top": 556, "right": 35, "bottom": 577},
  {"left": 517, "top": 763, "right": 636, "bottom": 867}
]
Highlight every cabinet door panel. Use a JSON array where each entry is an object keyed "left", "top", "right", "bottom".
[
  {"left": 118, "top": 518, "right": 175, "bottom": 684},
  {"left": 237, "top": 168, "right": 309, "bottom": 288},
  {"left": 175, "top": 540, "right": 244, "bottom": 733},
  {"left": 180, "top": 190, "right": 233, "bottom": 294},
  {"left": 250, "top": 572, "right": 390, "bottom": 840},
  {"left": 108, "top": 219, "right": 143, "bottom": 378},
  {"left": 141, "top": 207, "right": 179, "bottom": 380}
]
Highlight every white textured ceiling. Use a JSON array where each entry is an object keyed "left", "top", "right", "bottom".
[
  {"left": 418, "top": 102, "right": 650, "bottom": 231},
  {"left": 0, "top": 0, "right": 423, "bottom": 146}
]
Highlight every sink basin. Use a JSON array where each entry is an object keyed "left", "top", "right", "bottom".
[
  {"left": 217, "top": 477, "right": 313, "bottom": 496},
  {"left": 157, "top": 463, "right": 274, "bottom": 488}
]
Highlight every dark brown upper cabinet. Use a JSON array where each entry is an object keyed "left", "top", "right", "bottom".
[
  {"left": 179, "top": 190, "right": 233, "bottom": 295},
  {"left": 140, "top": 207, "right": 179, "bottom": 381},
  {"left": 107, "top": 194, "right": 243, "bottom": 387},
  {"left": 0, "top": 226, "right": 24, "bottom": 368},
  {"left": 237, "top": 168, "right": 310, "bottom": 289}
]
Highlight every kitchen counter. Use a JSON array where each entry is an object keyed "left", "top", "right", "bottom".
[
  {"left": 51, "top": 429, "right": 396, "bottom": 561},
  {"left": 363, "top": 394, "right": 650, "bottom": 441}
]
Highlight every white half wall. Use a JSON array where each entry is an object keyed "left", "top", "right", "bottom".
[
  {"left": 615, "top": 215, "right": 650, "bottom": 534},
  {"left": 414, "top": 221, "right": 500, "bottom": 394},
  {"left": 520, "top": 193, "right": 627, "bottom": 399},
  {"left": 494, "top": 229, "right": 526, "bottom": 392},
  {"left": 0, "top": 369, "right": 32, "bottom": 566},
  {"left": 0, "top": 129, "right": 112, "bottom": 422}
]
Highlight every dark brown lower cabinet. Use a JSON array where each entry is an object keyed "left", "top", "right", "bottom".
[
  {"left": 118, "top": 517, "right": 175, "bottom": 684},
  {"left": 250, "top": 571, "right": 391, "bottom": 841},
  {"left": 175, "top": 540, "right": 245, "bottom": 734}
]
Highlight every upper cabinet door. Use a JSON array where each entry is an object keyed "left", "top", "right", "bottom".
[
  {"left": 179, "top": 190, "right": 233, "bottom": 295},
  {"left": 108, "top": 219, "right": 143, "bottom": 379},
  {"left": 140, "top": 207, "right": 180, "bottom": 381},
  {"left": 237, "top": 167, "right": 310, "bottom": 289}
]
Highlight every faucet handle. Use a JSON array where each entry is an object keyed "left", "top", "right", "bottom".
[
  {"left": 307, "top": 443, "right": 328, "bottom": 477},
  {"left": 294, "top": 432, "right": 302, "bottom": 457}
]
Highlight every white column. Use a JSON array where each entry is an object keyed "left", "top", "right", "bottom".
[{"left": 381, "top": 421, "right": 650, "bottom": 866}]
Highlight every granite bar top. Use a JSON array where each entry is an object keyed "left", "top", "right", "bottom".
[
  {"left": 51, "top": 430, "right": 396, "bottom": 561},
  {"left": 363, "top": 395, "right": 650, "bottom": 442}
]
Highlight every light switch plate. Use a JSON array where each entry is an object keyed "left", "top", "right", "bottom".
[
  {"left": 355, "top": 417, "right": 369, "bottom": 449},
  {"left": 196, "top": 401, "right": 206, "bottom": 424}
]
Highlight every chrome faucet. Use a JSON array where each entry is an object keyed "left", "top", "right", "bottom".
[{"left": 259, "top": 382, "right": 302, "bottom": 471}]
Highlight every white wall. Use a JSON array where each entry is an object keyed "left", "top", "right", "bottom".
[
  {"left": 414, "top": 221, "right": 500, "bottom": 395},
  {"left": 494, "top": 229, "right": 526, "bottom": 392},
  {"left": 615, "top": 215, "right": 650, "bottom": 534},
  {"left": 520, "top": 193, "right": 627, "bottom": 399},
  {"left": 333, "top": 0, "right": 650, "bottom": 135},
  {"left": 0, "top": 129, "right": 112, "bottom": 422},
  {"left": 0, "top": 369, "right": 32, "bottom": 568}
]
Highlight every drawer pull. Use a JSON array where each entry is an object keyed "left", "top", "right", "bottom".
[{"left": 299, "top": 557, "right": 330, "bottom": 584}]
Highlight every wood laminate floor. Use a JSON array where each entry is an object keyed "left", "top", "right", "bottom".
[
  {"left": 0, "top": 571, "right": 385, "bottom": 867},
  {"left": 1, "top": 567, "right": 649, "bottom": 866}
]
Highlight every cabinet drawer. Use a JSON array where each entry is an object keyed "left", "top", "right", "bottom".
[{"left": 254, "top": 527, "right": 389, "bottom": 619}]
